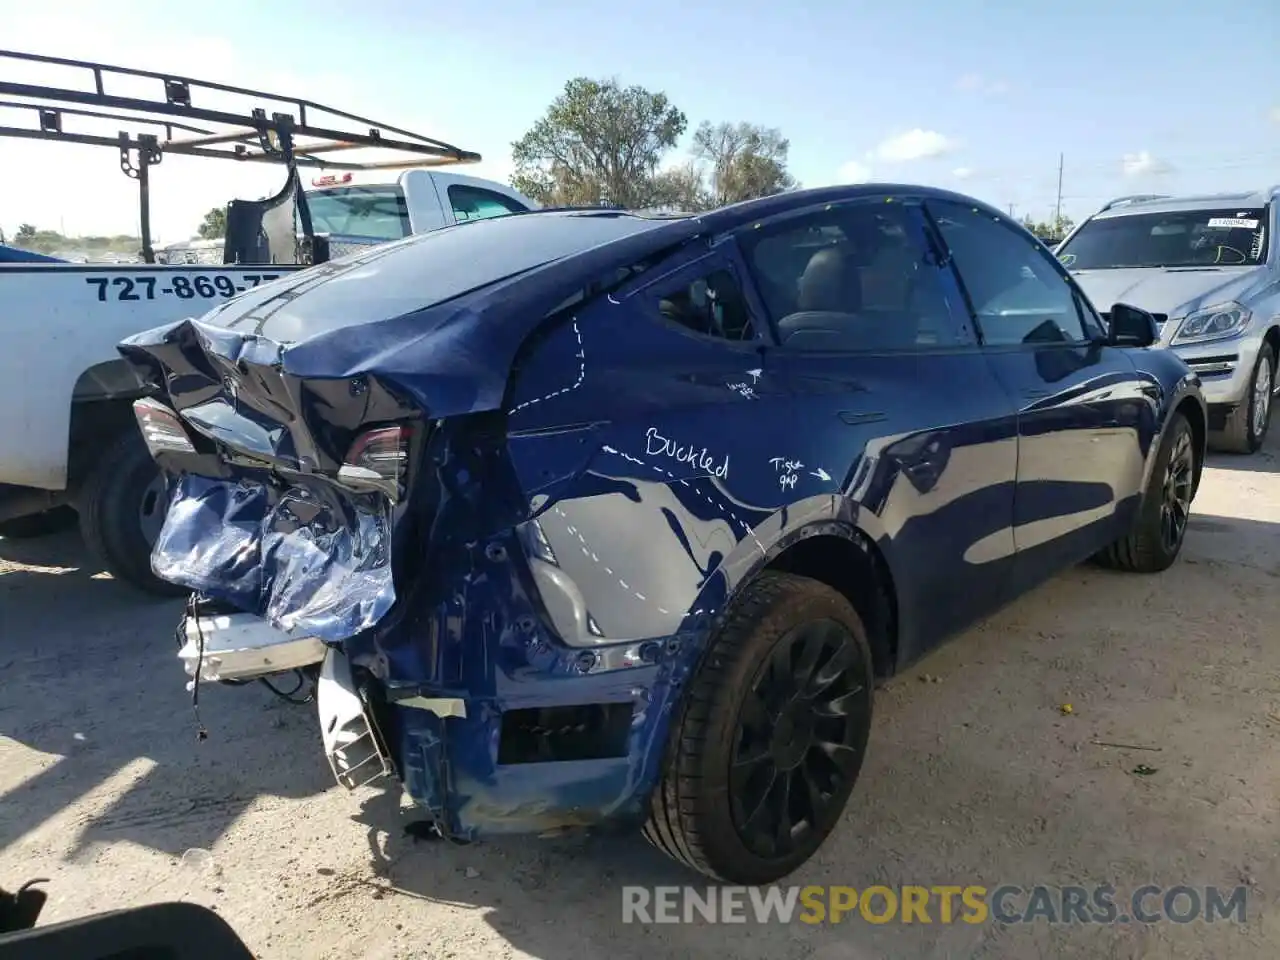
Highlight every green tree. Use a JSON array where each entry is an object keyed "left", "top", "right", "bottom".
[
  {"left": 649, "top": 161, "right": 712, "bottom": 212},
  {"left": 16, "top": 223, "right": 36, "bottom": 242},
  {"left": 197, "top": 206, "right": 227, "bottom": 239},
  {"left": 511, "top": 77, "right": 688, "bottom": 209},
  {"left": 691, "top": 121, "right": 798, "bottom": 206},
  {"left": 1021, "top": 213, "right": 1075, "bottom": 240}
]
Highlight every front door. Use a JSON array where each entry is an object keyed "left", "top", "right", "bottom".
[
  {"left": 734, "top": 195, "right": 1022, "bottom": 657},
  {"left": 926, "top": 199, "right": 1152, "bottom": 593}
]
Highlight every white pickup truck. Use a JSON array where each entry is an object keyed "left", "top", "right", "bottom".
[{"left": 0, "top": 167, "right": 536, "bottom": 592}]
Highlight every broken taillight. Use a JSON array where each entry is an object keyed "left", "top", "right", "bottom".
[
  {"left": 133, "top": 397, "right": 196, "bottom": 457},
  {"left": 337, "top": 425, "right": 410, "bottom": 502}
]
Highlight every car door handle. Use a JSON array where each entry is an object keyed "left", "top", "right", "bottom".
[{"left": 839, "top": 410, "right": 887, "bottom": 425}]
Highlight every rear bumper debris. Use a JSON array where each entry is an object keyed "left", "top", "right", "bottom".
[{"left": 178, "top": 609, "right": 326, "bottom": 684}]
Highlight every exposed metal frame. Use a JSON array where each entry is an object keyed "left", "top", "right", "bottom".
[{"left": 0, "top": 49, "right": 483, "bottom": 262}]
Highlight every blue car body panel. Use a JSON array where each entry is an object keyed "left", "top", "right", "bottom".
[
  {"left": 117, "top": 185, "right": 1206, "bottom": 837},
  {"left": 0, "top": 244, "right": 63, "bottom": 263}
]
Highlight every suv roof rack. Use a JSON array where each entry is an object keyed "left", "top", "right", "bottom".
[
  {"left": 1096, "top": 194, "right": 1171, "bottom": 214},
  {"left": 0, "top": 49, "right": 483, "bottom": 262}
]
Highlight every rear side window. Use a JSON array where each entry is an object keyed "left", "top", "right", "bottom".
[
  {"left": 740, "top": 200, "right": 966, "bottom": 352},
  {"left": 448, "top": 185, "right": 528, "bottom": 222},
  {"left": 651, "top": 268, "right": 756, "bottom": 341},
  {"left": 929, "top": 200, "right": 1089, "bottom": 346},
  {"left": 305, "top": 187, "right": 410, "bottom": 241}
]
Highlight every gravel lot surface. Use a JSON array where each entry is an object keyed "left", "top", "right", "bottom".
[{"left": 2, "top": 429, "right": 1277, "bottom": 959}]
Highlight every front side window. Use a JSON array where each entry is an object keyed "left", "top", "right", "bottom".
[
  {"left": 929, "top": 200, "right": 1089, "bottom": 346},
  {"left": 448, "top": 185, "right": 528, "bottom": 222},
  {"left": 304, "top": 187, "right": 410, "bottom": 241},
  {"left": 1058, "top": 206, "right": 1269, "bottom": 269},
  {"left": 739, "top": 200, "right": 966, "bottom": 352}
]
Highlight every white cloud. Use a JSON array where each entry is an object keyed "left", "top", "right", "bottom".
[
  {"left": 1270, "top": 106, "right": 1280, "bottom": 124},
  {"left": 951, "top": 167, "right": 974, "bottom": 180},
  {"left": 1121, "top": 151, "right": 1173, "bottom": 177},
  {"left": 872, "top": 129, "right": 958, "bottom": 163},
  {"left": 837, "top": 160, "right": 875, "bottom": 183},
  {"left": 956, "top": 73, "right": 1009, "bottom": 95}
]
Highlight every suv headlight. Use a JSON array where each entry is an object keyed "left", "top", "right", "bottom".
[{"left": 1171, "top": 302, "right": 1251, "bottom": 345}]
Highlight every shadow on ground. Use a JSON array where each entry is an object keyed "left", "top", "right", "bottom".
[
  {"left": 0, "top": 531, "right": 334, "bottom": 860},
  {"left": 1203, "top": 417, "right": 1280, "bottom": 475}
]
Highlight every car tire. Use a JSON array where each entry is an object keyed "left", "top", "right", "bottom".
[
  {"left": 1095, "top": 411, "right": 1197, "bottom": 574},
  {"left": 643, "top": 571, "right": 874, "bottom": 884},
  {"left": 1215, "top": 342, "right": 1275, "bottom": 454},
  {"left": 77, "top": 429, "right": 186, "bottom": 597},
  {"left": 0, "top": 506, "right": 78, "bottom": 540}
]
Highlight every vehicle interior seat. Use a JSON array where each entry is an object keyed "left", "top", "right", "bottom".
[{"left": 777, "top": 244, "right": 922, "bottom": 351}]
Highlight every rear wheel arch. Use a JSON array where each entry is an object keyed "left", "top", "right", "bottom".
[
  {"left": 67, "top": 357, "right": 151, "bottom": 491},
  {"left": 760, "top": 525, "right": 898, "bottom": 678},
  {"left": 66, "top": 397, "right": 140, "bottom": 490}
]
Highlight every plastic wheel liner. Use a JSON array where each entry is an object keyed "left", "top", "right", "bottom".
[{"left": 116, "top": 208, "right": 802, "bottom": 838}]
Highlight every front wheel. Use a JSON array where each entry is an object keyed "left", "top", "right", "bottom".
[
  {"left": 77, "top": 429, "right": 186, "bottom": 597},
  {"left": 1095, "top": 411, "right": 1197, "bottom": 573},
  {"left": 1215, "top": 342, "right": 1275, "bottom": 454},
  {"left": 643, "top": 571, "right": 874, "bottom": 884}
]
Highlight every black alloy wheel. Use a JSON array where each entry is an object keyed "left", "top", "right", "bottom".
[{"left": 730, "top": 619, "right": 870, "bottom": 861}]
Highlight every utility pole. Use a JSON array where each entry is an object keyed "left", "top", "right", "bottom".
[
  {"left": 1008, "top": 202, "right": 1015, "bottom": 217},
  {"left": 1054, "top": 153, "right": 1064, "bottom": 225}
]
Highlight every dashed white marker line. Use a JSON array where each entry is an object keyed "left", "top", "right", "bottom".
[{"left": 508, "top": 319, "right": 585, "bottom": 414}]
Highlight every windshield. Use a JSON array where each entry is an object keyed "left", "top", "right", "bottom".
[
  {"left": 1059, "top": 206, "right": 1269, "bottom": 269},
  {"left": 303, "top": 186, "right": 410, "bottom": 241}
]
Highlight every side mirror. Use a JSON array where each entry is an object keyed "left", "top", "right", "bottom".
[{"left": 1108, "top": 302, "right": 1158, "bottom": 348}]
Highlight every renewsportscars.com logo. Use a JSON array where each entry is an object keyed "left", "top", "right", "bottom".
[{"left": 621, "top": 884, "right": 1249, "bottom": 925}]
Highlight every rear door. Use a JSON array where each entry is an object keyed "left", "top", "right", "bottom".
[
  {"left": 735, "top": 194, "right": 1021, "bottom": 657},
  {"left": 926, "top": 199, "right": 1152, "bottom": 593}
]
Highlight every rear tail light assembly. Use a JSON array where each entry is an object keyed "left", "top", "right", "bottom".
[
  {"left": 133, "top": 397, "right": 197, "bottom": 457},
  {"left": 337, "top": 425, "right": 411, "bottom": 502}
]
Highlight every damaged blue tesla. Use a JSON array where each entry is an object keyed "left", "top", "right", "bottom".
[{"left": 118, "top": 184, "right": 1206, "bottom": 884}]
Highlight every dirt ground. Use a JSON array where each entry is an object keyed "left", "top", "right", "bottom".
[{"left": 2, "top": 427, "right": 1277, "bottom": 960}]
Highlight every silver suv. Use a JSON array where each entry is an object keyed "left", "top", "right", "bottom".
[{"left": 1057, "top": 188, "right": 1278, "bottom": 453}]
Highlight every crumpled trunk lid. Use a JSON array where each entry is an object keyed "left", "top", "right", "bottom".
[{"left": 120, "top": 317, "right": 426, "bottom": 641}]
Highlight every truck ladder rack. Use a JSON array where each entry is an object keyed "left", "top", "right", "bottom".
[{"left": 0, "top": 49, "right": 483, "bottom": 262}]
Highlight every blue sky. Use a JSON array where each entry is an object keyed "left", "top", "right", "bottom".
[{"left": 3, "top": 0, "right": 1278, "bottom": 241}]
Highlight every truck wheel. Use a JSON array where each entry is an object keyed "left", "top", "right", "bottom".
[
  {"left": 1215, "top": 342, "right": 1275, "bottom": 454},
  {"left": 1095, "top": 411, "right": 1196, "bottom": 574},
  {"left": 0, "top": 506, "right": 78, "bottom": 540},
  {"left": 77, "top": 429, "right": 186, "bottom": 597},
  {"left": 643, "top": 571, "right": 874, "bottom": 884}
]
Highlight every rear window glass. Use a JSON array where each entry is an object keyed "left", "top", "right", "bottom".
[
  {"left": 226, "top": 212, "right": 672, "bottom": 339},
  {"left": 1058, "top": 207, "right": 1269, "bottom": 269},
  {"left": 304, "top": 187, "right": 411, "bottom": 241}
]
